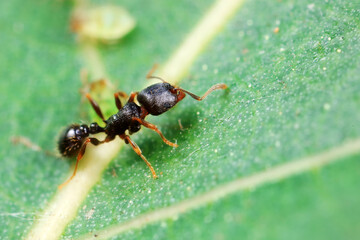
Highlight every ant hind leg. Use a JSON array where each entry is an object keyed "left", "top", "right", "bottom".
[{"left": 58, "top": 135, "right": 114, "bottom": 189}]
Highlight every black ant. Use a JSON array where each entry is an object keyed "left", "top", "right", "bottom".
[{"left": 58, "top": 73, "right": 227, "bottom": 188}]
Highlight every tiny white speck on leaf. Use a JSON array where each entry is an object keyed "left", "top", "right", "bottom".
[
  {"left": 85, "top": 208, "right": 95, "bottom": 220},
  {"left": 224, "top": 213, "right": 234, "bottom": 222},
  {"left": 307, "top": 3, "right": 315, "bottom": 11},
  {"left": 323, "top": 103, "right": 331, "bottom": 110},
  {"left": 12, "top": 23, "right": 24, "bottom": 34}
]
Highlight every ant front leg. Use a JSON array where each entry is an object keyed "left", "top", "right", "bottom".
[
  {"left": 86, "top": 93, "right": 106, "bottom": 123},
  {"left": 58, "top": 135, "right": 115, "bottom": 189},
  {"left": 119, "top": 134, "right": 158, "bottom": 179},
  {"left": 132, "top": 117, "right": 178, "bottom": 147},
  {"left": 127, "top": 92, "right": 138, "bottom": 103},
  {"left": 114, "top": 91, "right": 128, "bottom": 110}
]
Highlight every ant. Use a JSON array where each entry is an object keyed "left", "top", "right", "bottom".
[{"left": 58, "top": 71, "right": 227, "bottom": 189}]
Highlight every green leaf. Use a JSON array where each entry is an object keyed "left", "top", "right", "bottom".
[{"left": 1, "top": 0, "right": 359, "bottom": 239}]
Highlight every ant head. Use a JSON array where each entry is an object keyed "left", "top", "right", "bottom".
[
  {"left": 137, "top": 82, "right": 182, "bottom": 116},
  {"left": 146, "top": 75, "right": 186, "bottom": 102},
  {"left": 139, "top": 74, "right": 227, "bottom": 116}
]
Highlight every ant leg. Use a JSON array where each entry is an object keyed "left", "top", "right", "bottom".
[
  {"left": 58, "top": 135, "right": 114, "bottom": 189},
  {"left": 132, "top": 117, "right": 178, "bottom": 147},
  {"left": 119, "top": 134, "right": 158, "bottom": 179},
  {"left": 127, "top": 92, "right": 138, "bottom": 103},
  {"left": 114, "top": 91, "right": 128, "bottom": 110},
  {"left": 117, "top": 91, "right": 128, "bottom": 98},
  {"left": 177, "top": 83, "right": 228, "bottom": 101},
  {"left": 86, "top": 93, "right": 106, "bottom": 122}
]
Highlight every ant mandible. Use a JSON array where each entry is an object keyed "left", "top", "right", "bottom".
[{"left": 58, "top": 70, "right": 227, "bottom": 189}]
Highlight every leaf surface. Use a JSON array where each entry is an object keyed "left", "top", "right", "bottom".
[{"left": 0, "top": 0, "right": 359, "bottom": 239}]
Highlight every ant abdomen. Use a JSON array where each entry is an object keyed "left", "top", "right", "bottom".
[{"left": 58, "top": 124, "right": 89, "bottom": 157}]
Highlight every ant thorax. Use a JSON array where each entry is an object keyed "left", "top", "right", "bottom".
[{"left": 104, "top": 102, "right": 141, "bottom": 136}]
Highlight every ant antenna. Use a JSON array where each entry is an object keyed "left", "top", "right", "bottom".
[
  {"left": 146, "top": 64, "right": 169, "bottom": 84},
  {"left": 146, "top": 64, "right": 159, "bottom": 78},
  {"left": 177, "top": 83, "right": 228, "bottom": 101},
  {"left": 147, "top": 75, "right": 168, "bottom": 83}
]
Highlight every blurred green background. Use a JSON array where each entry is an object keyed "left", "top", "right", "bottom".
[{"left": 0, "top": 0, "right": 359, "bottom": 239}]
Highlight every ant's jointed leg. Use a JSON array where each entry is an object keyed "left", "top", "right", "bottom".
[
  {"left": 119, "top": 134, "right": 158, "bottom": 179},
  {"left": 132, "top": 117, "right": 178, "bottom": 147},
  {"left": 86, "top": 93, "right": 106, "bottom": 122},
  {"left": 127, "top": 92, "right": 138, "bottom": 103},
  {"left": 58, "top": 135, "right": 115, "bottom": 189},
  {"left": 114, "top": 91, "right": 128, "bottom": 110}
]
